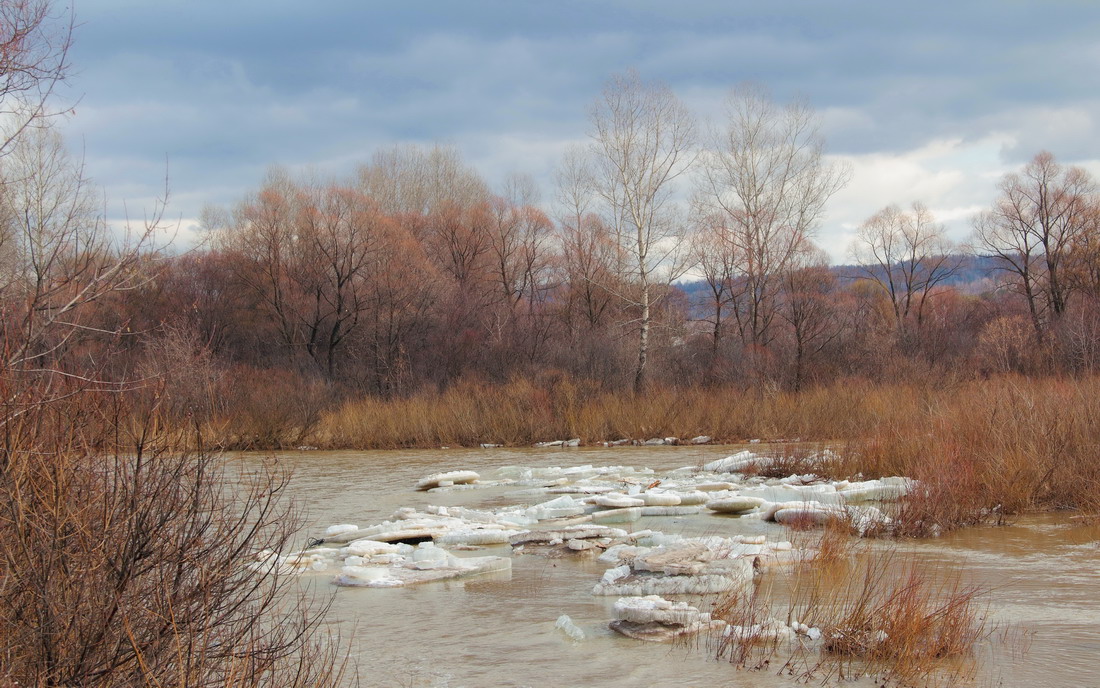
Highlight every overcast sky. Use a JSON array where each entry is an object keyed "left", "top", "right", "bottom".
[{"left": 57, "top": 0, "right": 1100, "bottom": 260}]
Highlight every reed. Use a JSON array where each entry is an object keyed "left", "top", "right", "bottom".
[
  {"left": 302, "top": 375, "right": 1100, "bottom": 529},
  {"left": 713, "top": 549, "right": 989, "bottom": 686}
]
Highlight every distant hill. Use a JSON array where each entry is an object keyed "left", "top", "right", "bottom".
[{"left": 677, "top": 254, "right": 1004, "bottom": 299}]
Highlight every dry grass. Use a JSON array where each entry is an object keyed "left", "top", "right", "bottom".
[
  {"left": 713, "top": 549, "right": 990, "bottom": 686},
  {"left": 291, "top": 374, "right": 1100, "bottom": 533}
]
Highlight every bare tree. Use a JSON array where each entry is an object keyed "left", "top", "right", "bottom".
[
  {"left": 779, "top": 241, "right": 842, "bottom": 390},
  {"left": 850, "top": 201, "right": 961, "bottom": 341},
  {"left": 0, "top": 0, "right": 73, "bottom": 156},
  {"left": 218, "top": 170, "right": 389, "bottom": 377},
  {"left": 0, "top": 126, "right": 158, "bottom": 389},
  {"left": 695, "top": 85, "right": 849, "bottom": 351},
  {"left": 585, "top": 70, "right": 696, "bottom": 392},
  {"left": 973, "top": 151, "right": 1097, "bottom": 341},
  {"left": 692, "top": 208, "right": 744, "bottom": 357},
  {"left": 358, "top": 143, "right": 488, "bottom": 218},
  {"left": 555, "top": 145, "right": 619, "bottom": 333}
]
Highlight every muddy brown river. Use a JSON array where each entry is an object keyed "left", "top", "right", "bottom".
[{"left": 254, "top": 446, "right": 1100, "bottom": 687}]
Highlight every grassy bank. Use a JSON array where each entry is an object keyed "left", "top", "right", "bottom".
[{"left": 258, "top": 375, "right": 1100, "bottom": 524}]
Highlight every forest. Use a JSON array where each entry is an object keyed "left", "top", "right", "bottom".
[{"left": 10, "top": 78, "right": 1097, "bottom": 449}]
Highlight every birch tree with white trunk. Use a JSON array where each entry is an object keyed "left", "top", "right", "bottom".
[{"left": 584, "top": 70, "right": 696, "bottom": 392}]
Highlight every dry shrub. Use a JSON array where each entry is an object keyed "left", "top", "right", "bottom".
[
  {"left": 816, "top": 558, "right": 988, "bottom": 685},
  {"left": 813, "top": 517, "right": 858, "bottom": 564},
  {"left": 0, "top": 386, "right": 347, "bottom": 687},
  {"left": 711, "top": 579, "right": 782, "bottom": 669},
  {"left": 217, "top": 366, "right": 334, "bottom": 449},
  {"left": 712, "top": 550, "right": 989, "bottom": 686}
]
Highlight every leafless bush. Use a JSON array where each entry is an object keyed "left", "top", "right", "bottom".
[{"left": 0, "top": 389, "right": 348, "bottom": 687}]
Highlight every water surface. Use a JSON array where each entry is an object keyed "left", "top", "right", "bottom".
[{"left": 252, "top": 447, "right": 1100, "bottom": 688}]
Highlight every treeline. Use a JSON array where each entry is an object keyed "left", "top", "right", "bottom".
[{"left": 4, "top": 74, "right": 1100, "bottom": 447}]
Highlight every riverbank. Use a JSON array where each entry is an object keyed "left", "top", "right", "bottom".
[{"left": 214, "top": 375, "right": 1100, "bottom": 530}]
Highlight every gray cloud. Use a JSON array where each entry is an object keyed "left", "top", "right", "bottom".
[{"left": 52, "top": 0, "right": 1100, "bottom": 250}]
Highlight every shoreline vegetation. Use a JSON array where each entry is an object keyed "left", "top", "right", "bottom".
[{"left": 206, "top": 375, "right": 1100, "bottom": 531}]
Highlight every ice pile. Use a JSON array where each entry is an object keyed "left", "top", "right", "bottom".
[
  {"left": 258, "top": 450, "right": 916, "bottom": 606},
  {"left": 609, "top": 595, "right": 723, "bottom": 642},
  {"left": 510, "top": 525, "right": 628, "bottom": 555},
  {"left": 592, "top": 533, "right": 772, "bottom": 595}
]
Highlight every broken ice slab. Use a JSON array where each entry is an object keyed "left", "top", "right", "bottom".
[
  {"left": 509, "top": 525, "right": 628, "bottom": 546},
  {"left": 555, "top": 614, "right": 586, "bottom": 641},
  {"left": 609, "top": 595, "right": 725, "bottom": 642},
  {"left": 415, "top": 470, "right": 480, "bottom": 490},
  {"left": 332, "top": 543, "right": 511, "bottom": 588},
  {"left": 592, "top": 493, "right": 645, "bottom": 508},
  {"left": 593, "top": 561, "right": 753, "bottom": 596},
  {"left": 707, "top": 496, "right": 766, "bottom": 514},
  {"left": 614, "top": 595, "right": 715, "bottom": 626}
]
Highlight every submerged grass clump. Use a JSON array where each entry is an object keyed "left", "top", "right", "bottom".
[{"left": 712, "top": 545, "right": 990, "bottom": 687}]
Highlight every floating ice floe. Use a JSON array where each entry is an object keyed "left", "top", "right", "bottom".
[
  {"left": 415, "top": 470, "right": 480, "bottom": 490},
  {"left": 592, "top": 493, "right": 645, "bottom": 508},
  {"left": 707, "top": 496, "right": 766, "bottom": 514},
  {"left": 609, "top": 595, "right": 724, "bottom": 642},
  {"left": 332, "top": 542, "right": 511, "bottom": 588},
  {"left": 593, "top": 535, "right": 761, "bottom": 596}
]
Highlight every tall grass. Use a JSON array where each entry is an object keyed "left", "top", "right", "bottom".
[
  {"left": 287, "top": 375, "right": 1100, "bottom": 529},
  {"left": 713, "top": 548, "right": 989, "bottom": 686}
]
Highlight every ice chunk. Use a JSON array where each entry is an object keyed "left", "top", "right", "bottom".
[
  {"left": 613, "top": 595, "right": 713, "bottom": 626},
  {"left": 346, "top": 540, "right": 406, "bottom": 557},
  {"left": 590, "top": 507, "right": 642, "bottom": 524},
  {"left": 696, "top": 481, "right": 737, "bottom": 492},
  {"left": 510, "top": 525, "right": 627, "bottom": 546},
  {"left": 555, "top": 614, "right": 586, "bottom": 641},
  {"left": 434, "top": 528, "right": 516, "bottom": 546},
  {"left": 415, "top": 470, "right": 479, "bottom": 490},
  {"left": 673, "top": 490, "right": 710, "bottom": 505},
  {"left": 592, "top": 493, "right": 645, "bottom": 508},
  {"left": 773, "top": 503, "right": 846, "bottom": 526},
  {"left": 639, "top": 492, "right": 680, "bottom": 506},
  {"left": 594, "top": 568, "right": 752, "bottom": 596},
  {"left": 332, "top": 552, "right": 511, "bottom": 588},
  {"left": 702, "top": 451, "right": 758, "bottom": 473},
  {"left": 707, "top": 496, "right": 765, "bottom": 514},
  {"left": 324, "top": 524, "right": 360, "bottom": 537},
  {"left": 602, "top": 564, "right": 631, "bottom": 584}
]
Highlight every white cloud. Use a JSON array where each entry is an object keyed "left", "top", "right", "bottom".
[{"left": 819, "top": 135, "right": 1019, "bottom": 261}]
